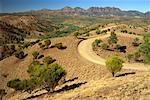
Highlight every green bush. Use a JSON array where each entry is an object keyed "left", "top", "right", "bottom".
[
  {"left": 32, "top": 51, "right": 39, "bottom": 59},
  {"left": 121, "top": 30, "right": 128, "bottom": 33},
  {"left": 27, "top": 62, "right": 66, "bottom": 92},
  {"left": 139, "top": 33, "right": 150, "bottom": 64},
  {"left": 115, "top": 44, "right": 126, "bottom": 52},
  {"left": 42, "top": 63, "right": 66, "bottom": 92},
  {"left": 7, "top": 78, "right": 41, "bottom": 91},
  {"left": 7, "top": 79, "right": 22, "bottom": 90},
  {"left": 132, "top": 37, "right": 140, "bottom": 46},
  {"left": 134, "top": 52, "right": 141, "bottom": 61},
  {"left": 55, "top": 43, "right": 66, "bottom": 49},
  {"left": 101, "top": 43, "right": 109, "bottom": 50},
  {"left": 105, "top": 56, "right": 124, "bottom": 77},
  {"left": 74, "top": 32, "right": 80, "bottom": 37},
  {"left": 14, "top": 50, "right": 25, "bottom": 59},
  {"left": 108, "top": 32, "right": 118, "bottom": 46},
  {"left": 96, "top": 29, "right": 101, "bottom": 34},
  {"left": 0, "top": 89, "right": 6, "bottom": 97},
  {"left": 43, "top": 56, "right": 56, "bottom": 65},
  {"left": 126, "top": 54, "right": 134, "bottom": 62},
  {"left": 101, "top": 30, "right": 107, "bottom": 34},
  {"left": 92, "top": 39, "right": 102, "bottom": 49},
  {"left": 44, "top": 39, "right": 51, "bottom": 47}
]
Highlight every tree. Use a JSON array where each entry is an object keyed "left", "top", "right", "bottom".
[
  {"left": 8, "top": 61, "right": 66, "bottom": 92},
  {"left": 41, "top": 63, "right": 66, "bottom": 92},
  {"left": 105, "top": 56, "right": 124, "bottom": 77},
  {"left": 32, "top": 51, "right": 39, "bottom": 59},
  {"left": 139, "top": 33, "right": 150, "bottom": 64},
  {"left": 108, "top": 32, "right": 118, "bottom": 46}
]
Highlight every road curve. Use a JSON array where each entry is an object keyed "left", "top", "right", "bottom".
[{"left": 78, "top": 33, "right": 150, "bottom": 71}]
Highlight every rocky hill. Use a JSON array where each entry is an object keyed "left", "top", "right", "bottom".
[
  {"left": 23, "top": 6, "right": 150, "bottom": 17},
  {"left": 0, "top": 15, "right": 58, "bottom": 45}
]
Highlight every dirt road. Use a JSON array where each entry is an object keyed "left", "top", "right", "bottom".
[{"left": 78, "top": 33, "right": 150, "bottom": 71}]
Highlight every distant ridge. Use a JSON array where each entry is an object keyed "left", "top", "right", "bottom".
[{"left": 3, "top": 6, "right": 150, "bottom": 17}]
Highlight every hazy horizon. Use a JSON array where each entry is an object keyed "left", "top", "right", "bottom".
[{"left": 0, "top": 0, "right": 150, "bottom": 13}]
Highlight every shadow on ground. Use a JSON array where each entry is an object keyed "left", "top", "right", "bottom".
[
  {"left": 116, "top": 72, "right": 136, "bottom": 77},
  {"left": 55, "top": 81, "right": 87, "bottom": 93}
]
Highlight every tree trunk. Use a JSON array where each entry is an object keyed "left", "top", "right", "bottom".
[{"left": 112, "top": 72, "right": 115, "bottom": 77}]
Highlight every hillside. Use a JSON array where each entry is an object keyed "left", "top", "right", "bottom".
[
  {"left": 0, "top": 9, "right": 150, "bottom": 100},
  {"left": 0, "top": 15, "right": 58, "bottom": 45}
]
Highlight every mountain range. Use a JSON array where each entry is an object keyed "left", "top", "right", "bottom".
[{"left": 21, "top": 6, "right": 150, "bottom": 17}]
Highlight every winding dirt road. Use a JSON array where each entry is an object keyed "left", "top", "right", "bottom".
[{"left": 78, "top": 31, "right": 150, "bottom": 71}]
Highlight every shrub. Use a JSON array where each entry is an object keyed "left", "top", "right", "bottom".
[
  {"left": 108, "top": 32, "right": 118, "bottom": 46},
  {"left": 115, "top": 44, "right": 126, "bottom": 52},
  {"left": 92, "top": 39, "right": 102, "bottom": 49},
  {"left": 14, "top": 50, "right": 25, "bottom": 59},
  {"left": 132, "top": 37, "right": 141, "bottom": 46},
  {"left": 95, "top": 39, "right": 102, "bottom": 46},
  {"left": 121, "top": 30, "right": 128, "bottom": 33},
  {"left": 55, "top": 43, "right": 66, "bottom": 49},
  {"left": 43, "top": 56, "right": 56, "bottom": 65},
  {"left": 7, "top": 79, "right": 22, "bottom": 90},
  {"left": 96, "top": 29, "right": 101, "bottom": 34},
  {"left": 85, "top": 32, "right": 89, "bottom": 36},
  {"left": 101, "top": 43, "right": 109, "bottom": 50},
  {"left": 126, "top": 54, "right": 134, "bottom": 62},
  {"left": 101, "top": 30, "right": 107, "bottom": 34},
  {"left": 139, "top": 33, "right": 150, "bottom": 64},
  {"left": 7, "top": 78, "right": 41, "bottom": 91},
  {"left": 44, "top": 39, "right": 51, "bottom": 48},
  {"left": 0, "top": 89, "right": 6, "bottom": 98},
  {"left": 8, "top": 58, "right": 66, "bottom": 92},
  {"left": 32, "top": 51, "right": 39, "bottom": 59},
  {"left": 74, "top": 32, "right": 80, "bottom": 37},
  {"left": 105, "top": 56, "right": 124, "bottom": 77},
  {"left": 134, "top": 52, "right": 141, "bottom": 61},
  {"left": 129, "top": 32, "right": 132, "bottom": 34}
]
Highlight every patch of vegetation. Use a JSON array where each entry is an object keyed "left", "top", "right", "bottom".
[
  {"left": 14, "top": 50, "right": 26, "bottom": 59},
  {"left": 92, "top": 39, "right": 102, "bottom": 49},
  {"left": 0, "top": 45, "right": 16, "bottom": 61},
  {"left": 7, "top": 58, "right": 66, "bottom": 92},
  {"left": 54, "top": 43, "right": 67, "bottom": 49},
  {"left": 139, "top": 33, "right": 150, "bottom": 64},
  {"left": 115, "top": 44, "right": 126, "bottom": 52},
  {"left": 100, "top": 43, "right": 109, "bottom": 50},
  {"left": 121, "top": 30, "right": 128, "bottom": 33},
  {"left": 132, "top": 37, "right": 141, "bottom": 46},
  {"left": 101, "top": 30, "right": 107, "bottom": 34},
  {"left": 44, "top": 39, "right": 51, "bottom": 49},
  {"left": 105, "top": 56, "right": 124, "bottom": 77},
  {"left": 96, "top": 29, "right": 101, "bottom": 35},
  {"left": 43, "top": 56, "right": 56, "bottom": 65},
  {"left": 108, "top": 32, "right": 118, "bottom": 49},
  {"left": 32, "top": 51, "right": 39, "bottom": 59}
]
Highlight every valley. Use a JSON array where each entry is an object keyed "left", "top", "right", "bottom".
[{"left": 0, "top": 6, "right": 150, "bottom": 100}]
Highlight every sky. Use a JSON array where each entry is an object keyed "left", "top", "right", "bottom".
[{"left": 0, "top": 0, "right": 150, "bottom": 13}]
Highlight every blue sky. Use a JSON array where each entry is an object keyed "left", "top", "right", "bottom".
[{"left": 0, "top": 0, "right": 150, "bottom": 13}]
